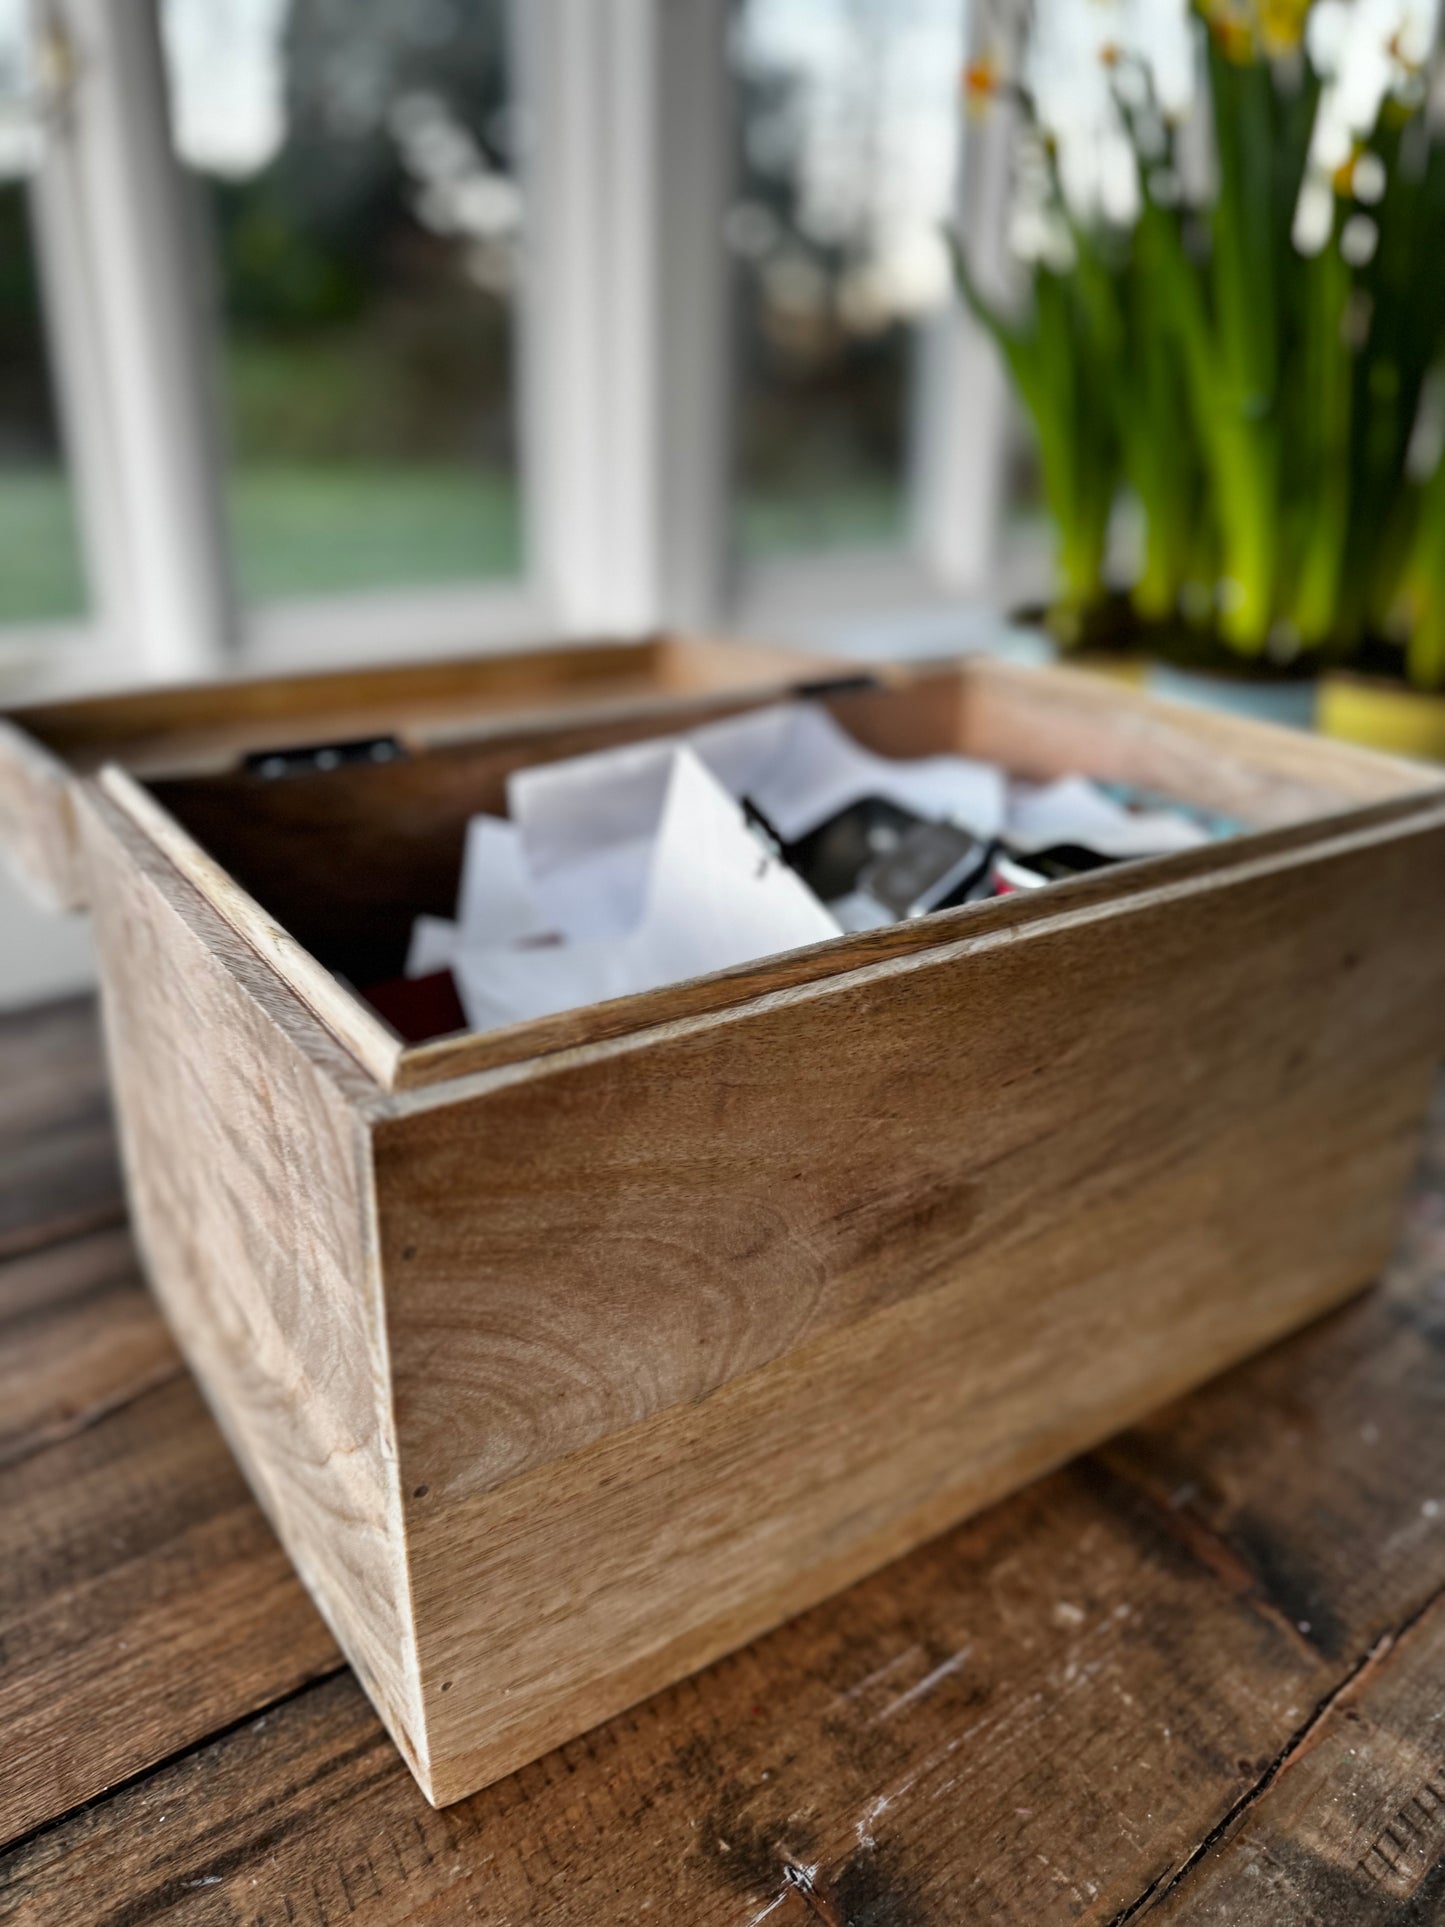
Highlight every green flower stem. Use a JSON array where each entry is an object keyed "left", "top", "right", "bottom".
[{"left": 1402, "top": 450, "right": 1445, "bottom": 688}]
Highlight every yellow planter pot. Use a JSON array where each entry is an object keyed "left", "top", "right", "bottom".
[
  {"left": 1069, "top": 652, "right": 1149, "bottom": 687},
  {"left": 1318, "top": 673, "right": 1445, "bottom": 761}
]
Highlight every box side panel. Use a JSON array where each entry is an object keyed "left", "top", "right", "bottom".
[
  {"left": 377, "top": 810, "right": 1445, "bottom": 1802},
  {"left": 10, "top": 641, "right": 688, "bottom": 765},
  {"left": 10, "top": 634, "right": 827, "bottom": 774},
  {"left": 75, "top": 785, "right": 427, "bottom": 1780},
  {"left": 959, "top": 656, "right": 1439, "bottom": 823},
  {"left": 0, "top": 719, "right": 84, "bottom": 910},
  {"left": 0, "top": 634, "right": 825, "bottom": 915},
  {"left": 654, "top": 631, "right": 831, "bottom": 694}
]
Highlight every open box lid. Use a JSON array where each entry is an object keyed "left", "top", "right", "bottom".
[
  {"left": 0, "top": 631, "right": 841, "bottom": 912},
  {"left": 65, "top": 636, "right": 1445, "bottom": 1096}
]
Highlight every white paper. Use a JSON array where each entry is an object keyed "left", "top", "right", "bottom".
[
  {"left": 404, "top": 814, "right": 551, "bottom": 977},
  {"left": 687, "top": 702, "right": 1007, "bottom": 842},
  {"left": 405, "top": 913, "right": 459, "bottom": 978},
  {"left": 508, "top": 738, "right": 675, "bottom": 942},
  {"left": 450, "top": 746, "right": 841, "bottom": 1030},
  {"left": 1006, "top": 775, "right": 1209, "bottom": 858},
  {"left": 403, "top": 707, "right": 1213, "bottom": 1040},
  {"left": 456, "top": 814, "right": 554, "bottom": 946},
  {"left": 828, "top": 890, "right": 896, "bottom": 934}
]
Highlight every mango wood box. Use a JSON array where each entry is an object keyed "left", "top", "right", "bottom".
[{"left": 4, "top": 633, "right": 1444, "bottom": 1808}]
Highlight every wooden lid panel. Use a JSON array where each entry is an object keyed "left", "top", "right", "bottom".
[
  {"left": 84, "top": 655, "right": 1445, "bottom": 1093},
  {"left": 0, "top": 633, "right": 827, "bottom": 910}
]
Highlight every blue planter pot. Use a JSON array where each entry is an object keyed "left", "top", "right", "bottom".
[
  {"left": 1146, "top": 661, "right": 1319, "bottom": 731},
  {"left": 823, "top": 607, "right": 1058, "bottom": 669}
]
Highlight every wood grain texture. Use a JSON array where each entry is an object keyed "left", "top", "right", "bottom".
[
  {"left": 0, "top": 717, "right": 81, "bottom": 909},
  {"left": 0, "top": 1466, "right": 1336, "bottom": 1926},
  {"left": 3, "top": 1010, "right": 1445, "bottom": 1919},
  {"left": 377, "top": 804, "right": 1445, "bottom": 1802},
  {"left": 0, "top": 998, "right": 122, "bottom": 1261},
  {"left": 75, "top": 786, "right": 425, "bottom": 1784},
  {"left": 0, "top": 1226, "right": 177, "bottom": 1468},
  {"left": 0, "top": 633, "right": 826, "bottom": 908},
  {"left": 1147, "top": 1590, "right": 1445, "bottom": 1922},
  {"left": 50, "top": 660, "right": 1445, "bottom": 1813},
  {"left": 0, "top": 1371, "right": 339, "bottom": 1848},
  {"left": 382, "top": 803, "right": 1445, "bottom": 1500},
  {"left": 9, "top": 1232, "right": 1445, "bottom": 1922},
  {"left": 957, "top": 655, "right": 1435, "bottom": 824}
]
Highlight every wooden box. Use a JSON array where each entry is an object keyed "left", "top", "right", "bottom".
[{"left": 5, "top": 633, "right": 1444, "bottom": 1808}]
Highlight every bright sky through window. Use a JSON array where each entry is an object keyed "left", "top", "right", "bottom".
[{"left": 733, "top": 0, "right": 966, "bottom": 324}]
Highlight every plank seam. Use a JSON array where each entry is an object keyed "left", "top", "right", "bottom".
[
  {"left": 0, "top": 1200, "right": 128, "bottom": 1269},
  {"left": 0, "top": 1663, "right": 349, "bottom": 1866},
  {"left": 1103, "top": 1576, "right": 1445, "bottom": 1925},
  {"left": 0, "top": 1358, "right": 186, "bottom": 1473}
]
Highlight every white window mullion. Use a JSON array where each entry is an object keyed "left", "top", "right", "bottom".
[
  {"left": 32, "top": 0, "right": 233, "bottom": 680},
  {"left": 517, "top": 0, "right": 734, "bottom": 638},
  {"left": 652, "top": 0, "right": 736, "bottom": 629},
  {"left": 909, "top": 34, "right": 1015, "bottom": 597},
  {"left": 24, "top": 147, "right": 127, "bottom": 651},
  {"left": 516, "top": 0, "right": 633, "bottom": 632}
]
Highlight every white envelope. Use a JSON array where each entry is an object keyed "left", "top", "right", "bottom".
[
  {"left": 450, "top": 746, "right": 841, "bottom": 1031},
  {"left": 508, "top": 736, "right": 677, "bottom": 942},
  {"left": 457, "top": 813, "right": 555, "bottom": 944},
  {"left": 403, "top": 815, "right": 551, "bottom": 977}
]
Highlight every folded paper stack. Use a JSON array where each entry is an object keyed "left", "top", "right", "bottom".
[{"left": 396, "top": 702, "right": 1221, "bottom": 1038}]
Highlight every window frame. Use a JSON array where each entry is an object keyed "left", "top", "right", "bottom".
[
  {"left": 727, "top": 0, "right": 1025, "bottom": 650},
  {"left": 2, "top": 0, "right": 1019, "bottom": 705}
]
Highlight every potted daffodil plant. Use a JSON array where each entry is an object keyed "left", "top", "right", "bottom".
[{"left": 955, "top": 0, "right": 1445, "bottom": 751}]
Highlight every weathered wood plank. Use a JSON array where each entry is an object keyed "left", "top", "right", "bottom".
[
  {"left": 0, "top": 998, "right": 122, "bottom": 1261},
  {"left": 0, "top": 1462, "right": 1346, "bottom": 1927},
  {"left": 1097, "top": 1095, "right": 1445, "bottom": 1670},
  {"left": 6, "top": 1174, "right": 1445, "bottom": 1927},
  {"left": 2, "top": 1072, "right": 1442, "bottom": 1918},
  {"left": 0, "top": 1373, "right": 339, "bottom": 1849},
  {"left": 1146, "top": 1587, "right": 1445, "bottom": 1922},
  {"left": 0, "top": 1226, "right": 178, "bottom": 1467}
]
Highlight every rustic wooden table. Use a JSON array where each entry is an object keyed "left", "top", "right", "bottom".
[{"left": 2, "top": 996, "right": 1444, "bottom": 1926}]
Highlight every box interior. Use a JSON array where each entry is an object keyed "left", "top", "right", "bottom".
[
  {"left": 144, "top": 680, "right": 884, "bottom": 991},
  {"left": 127, "top": 656, "right": 1437, "bottom": 1079}
]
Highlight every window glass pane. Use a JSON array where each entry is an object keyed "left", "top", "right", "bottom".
[
  {"left": 0, "top": 7, "right": 88, "bottom": 624},
  {"left": 163, "top": 0, "right": 521, "bottom": 604},
  {"left": 730, "top": 0, "right": 967, "bottom": 561}
]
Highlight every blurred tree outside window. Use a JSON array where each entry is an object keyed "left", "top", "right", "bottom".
[
  {"left": 0, "top": 0, "right": 88, "bottom": 625},
  {"left": 162, "top": 0, "right": 522, "bottom": 606},
  {"left": 729, "top": 0, "right": 970, "bottom": 560}
]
